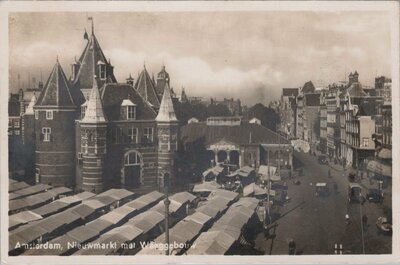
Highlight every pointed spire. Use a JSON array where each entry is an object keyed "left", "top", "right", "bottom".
[
  {"left": 36, "top": 61, "right": 75, "bottom": 107},
  {"left": 25, "top": 93, "right": 37, "bottom": 115},
  {"left": 82, "top": 75, "right": 106, "bottom": 123},
  {"left": 156, "top": 83, "right": 178, "bottom": 122}
]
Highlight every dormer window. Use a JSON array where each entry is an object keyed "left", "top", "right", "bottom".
[
  {"left": 98, "top": 61, "right": 106, "bottom": 80},
  {"left": 81, "top": 101, "right": 88, "bottom": 120},
  {"left": 121, "top": 99, "right": 136, "bottom": 120},
  {"left": 127, "top": 106, "right": 135, "bottom": 119}
]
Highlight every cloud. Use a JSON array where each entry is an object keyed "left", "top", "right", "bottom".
[{"left": 106, "top": 48, "right": 285, "bottom": 105}]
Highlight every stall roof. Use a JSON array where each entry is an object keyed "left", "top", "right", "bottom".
[
  {"left": 97, "top": 188, "right": 134, "bottom": 201},
  {"left": 243, "top": 183, "right": 270, "bottom": 197},
  {"left": 113, "top": 205, "right": 137, "bottom": 216},
  {"left": 47, "top": 186, "right": 73, "bottom": 197},
  {"left": 106, "top": 225, "right": 142, "bottom": 241},
  {"left": 9, "top": 224, "right": 49, "bottom": 251},
  {"left": 67, "top": 225, "right": 99, "bottom": 243},
  {"left": 128, "top": 211, "right": 164, "bottom": 234},
  {"left": 32, "top": 201, "right": 70, "bottom": 217},
  {"left": 196, "top": 205, "right": 223, "bottom": 219},
  {"left": 9, "top": 211, "right": 43, "bottom": 228},
  {"left": 186, "top": 230, "right": 236, "bottom": 255},
  {"left": 9, "top": 181, "right": 30, "bottom": 192},
  {"left": 99, "top": 211, "right": 126, "bottom": 224},
  {"left": 71, "top": 204, "right": 96, "bottom": 219},
  {"left": 185, "top": 211, "right": 212, "bottom": 226},
  {"left": 193, "top": 181, "right": 220, "bottom": 193},
  {"left": 208, "top": 189, "right": 238, "bottom": 201},
  {"left": 207, "top": 196, "right": 232, "bottom": 208},
  {"left": 24, "top": 234, "right": 76, "bottom": 256},
  {"left": 170, "top": 192, "right": 196, "bottom": 205},
  {"left": 138, "top": 190, "right": 164, "bottom": 204},
  {"left": 82, "top": 199, "right": 107, "bottom": 210},
  {"left": 85, "top": 219, "right": 113, "bottom": 234},
  {"left": 74, "top": 191, "right": 96, "bottom": 201},
  {"left": 14, "top": 184, "right": 51, "bottom": 197},
  {"left": 9, "top": 192, "right": 20, "bottom": 200},
  {"left": 93, "top": 195, "right": 117, "bottom": 206}
]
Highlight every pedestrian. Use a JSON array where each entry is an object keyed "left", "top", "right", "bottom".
[
  {"left": 328, "top": 169, "right": 331, "bottom": 178},
  {"left": 362, "top": 214, "right": 368, "bottom": 228},
  {"left": 288, "top": 239, "right": 296, "bottom": 255},
  {"left": 345, "top": 213, "right": 350, "bottom": 225}
]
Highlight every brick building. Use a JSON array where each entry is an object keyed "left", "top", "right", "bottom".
[{"left": 20, "top": 23, "right": 179, "bottom": 194}]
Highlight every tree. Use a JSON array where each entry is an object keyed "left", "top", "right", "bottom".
[{"left": 246, "top": 103, "right": 280, "bottom": 131}]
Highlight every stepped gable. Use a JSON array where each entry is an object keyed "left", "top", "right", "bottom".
[
  {"left": 133, "top": 66, "right": 160, "bottom": 108},
  {"left": 35, "top": 61, "right": 76, "bottom": 108},
  {"left": 156, "top": 82, "right": 178, "bottom": 122},
  {"left": 100, "top": 83, "right": 157, "bottom": 121}
]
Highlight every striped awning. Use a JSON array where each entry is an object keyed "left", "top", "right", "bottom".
[
  {"left": 367, "top": 160, "right": 391, "bottom": 177},
  {"left": 377, "top": 148, "right": 392, "bottom": 159}
]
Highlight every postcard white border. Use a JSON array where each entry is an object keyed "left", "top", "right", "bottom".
[{"left": 0, "top": 1, "right": 399, "bottom": 264}]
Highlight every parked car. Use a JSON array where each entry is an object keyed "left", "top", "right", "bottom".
[
  {"left": 376, "top": 216, "right": 392, "bottom": 235},
  {"left": 366, "top": 188, "right": 383, "bottom": 203},
  {"left": 318, "top": 155, "right": 328, "bottom": 165},
  {"left": 348, "top": 183, "right": 365, "bottom": 203}
]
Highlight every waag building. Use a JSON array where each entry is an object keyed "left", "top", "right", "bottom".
[{"left": 22, "top": 24, "right": 178, "bottom": 194}]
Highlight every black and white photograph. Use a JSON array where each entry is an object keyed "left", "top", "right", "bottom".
[{"left": 1, "top": 1, "right": 399, "bottom": 264}]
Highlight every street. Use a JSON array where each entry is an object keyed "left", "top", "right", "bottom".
[{"left": 255, "top": 150, "right": 392, "bottom": 255}]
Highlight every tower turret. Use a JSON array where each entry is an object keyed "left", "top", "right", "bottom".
[
  {"left": 33, "top": 60, "right": 77, "bottom": 187},
  {"left": 156, "top": 65, "right": 170, "bottom": 100},
  {"left": 79, "top": 75, "right": 107, "bottom": 193},
  {"left": 156, "top": 83, "right": 179, "bottom": 190}
]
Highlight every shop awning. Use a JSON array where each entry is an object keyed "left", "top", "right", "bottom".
[
  {"left": 367, "top": 160, "right": 392, "bottom": 177},
  {"left": 377, "top": 148, "right": 392, "bottom": 159}
]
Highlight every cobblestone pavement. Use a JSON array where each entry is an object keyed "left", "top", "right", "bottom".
[{"left": 254, "top": 151, "right": 392, "bottom": 255}]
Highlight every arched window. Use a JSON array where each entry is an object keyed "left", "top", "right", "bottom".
[
  {"left": 124, "top": 151, "right": 141, "bottom": 165},
  {"left": 123, "top": 151, "right": 142, "bottom": 189}
]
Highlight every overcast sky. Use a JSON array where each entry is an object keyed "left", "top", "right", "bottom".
[{"left": 9, "top": 12, "right": 391, "bottom": 105}]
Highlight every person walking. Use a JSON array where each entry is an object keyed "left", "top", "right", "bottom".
[
  {"left": 345, "top": 213, "right": 350, "bottom": 225},
  {"left": 328, "top": 168, "right": 331, "bottom": 178}
]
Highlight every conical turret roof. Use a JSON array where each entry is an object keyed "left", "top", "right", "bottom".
[
  {"left": 81, "top": 75, "right": 106, "bottom": 123},
  {"left": 73, "top": 25, "right": 117, "bottom": 90},
  {"left": 36, "top": 61, "right": 75, "bottom": 107},
  {"left": 134, "top": 66, "right": 160, "bottom": 108},
  {"left": 156, "top": 83, "right": 178, "bottom": 122}
]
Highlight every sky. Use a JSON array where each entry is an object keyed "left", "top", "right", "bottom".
[{"left": 9, "top": 11, "right": 392, "bottom": 105}]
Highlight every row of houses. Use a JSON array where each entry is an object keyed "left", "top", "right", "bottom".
[{"left": 279, "top": 71, "right": 392, "bottom": 177}]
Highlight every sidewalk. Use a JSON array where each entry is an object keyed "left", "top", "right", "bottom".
[{"left": 315, "top": 151, "right": 392, "bottom": 199}]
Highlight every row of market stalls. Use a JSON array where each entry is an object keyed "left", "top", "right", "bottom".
[
  {"left": 73, "top": 191, "right": 196, "bottom": 255},
  {"left": 23, "top": 190, "right": 165, "bottom": 256},
  {"left": 195, "top": 164, "right": 283, "bottom": 202},
  {"left": 186, "top": 197, "right": 260, "bottom": 255},
  {"left": 9, "top": 185, "right": 74, "bottom": 214},
  {"left": 138, "top": 189, "right": 240, "bottom": 255},
  {"left": 9, "top": 188, "right": 135, "bottom": 255}
]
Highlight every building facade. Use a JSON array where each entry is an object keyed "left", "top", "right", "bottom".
[{"left": 18, "top": 24, "right": 179, "bottom": 194}]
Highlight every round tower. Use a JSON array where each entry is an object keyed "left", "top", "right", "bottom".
[
  {"left": 33, "top": 60, "right": 77, "bottom": 187},
  {"left": 156, "top": 83, "right": 179, "bottom": 190},
  {"left": 80, "top": 75, "right": 107, "bottom": 193}
]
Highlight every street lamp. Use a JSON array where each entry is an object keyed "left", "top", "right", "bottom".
[{"left": 164, "top": 175, "right": 170, "bottom": 256}]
